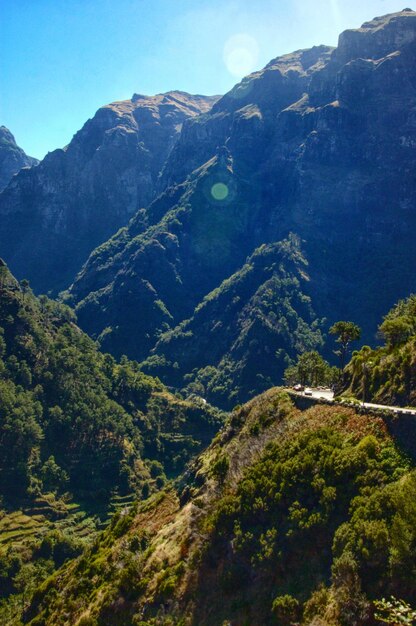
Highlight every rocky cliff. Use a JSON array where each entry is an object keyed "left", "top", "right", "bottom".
[
  {"left": 0, "top": 92, "right": 218, "bottom": 293},
  {"left": 1, "top": 11, "right": 415, "bottom": 407},
  {"left": 64, "top": 10, "right": 416, "bottom": 406},
  {"left": 0, "top": 126, "right": 38, "bottom": 192}
]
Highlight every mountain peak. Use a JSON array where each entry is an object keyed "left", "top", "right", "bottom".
[
  {"left": 0, "top": 92, "right": 219, "bottom": 293},
  {"left": 0, "top": 125, "right": 38, "bottom": 192},
  {"left": 0, "top": 125, "right": 15, "bottom": 141},
  {"left": 336, "top": 8, "right": 416, "bottom": 63}
]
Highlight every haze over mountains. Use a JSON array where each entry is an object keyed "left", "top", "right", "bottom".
[{"left": 1, "top": 9, "right": 416, "bottom": 407}]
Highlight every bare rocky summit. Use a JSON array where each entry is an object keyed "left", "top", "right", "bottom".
[
  {"left": 0, "top": 92, "right": 218, "bottom": 292},
  {"left": 0, "top": 126, "right": 38, "bottom": 192},
  {"left": 61, "top": 10, "right": 416, "bottom": 406}
]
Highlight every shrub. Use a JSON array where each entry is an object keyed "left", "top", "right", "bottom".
[
  {"left": 211, "top": 454, "right": 230, "bottom": 483},
  {"left": 271, "top": 594, "right": 300, "bottom": 625}
]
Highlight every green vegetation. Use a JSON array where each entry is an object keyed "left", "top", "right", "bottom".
[
  {"left": 21, "top": 391, "right": 416, "bottom": 626},
  {"left": 205, "top": 418, "right": 413, "bottom": 624},
  {"left": 0, "top": 267, "right": 222, "bottom": 503},
  {"left": 1, "top": 262, "right": 416, "bottom": 625},
  {"left": 284, "top": 350, "right": 340, "bottom": 387},
  {"left": 0, "top": 261, "right": 223, "bottom": 620},
  {"left": 329, "top": 320, "right": 361, "bottom": 370},
  {"left": 374, "top": 596, "right": 416, "bottom": 624},
  {"left": 142, "top": 237, "right": 324, "bottom": 409},
  {"left": 344, "top": 294, "right": 416, "bottom": 406}
]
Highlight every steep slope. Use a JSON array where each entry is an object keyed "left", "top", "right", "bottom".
[
  {"left": 0, "top": 259, "right": 223, "bottom": 505},
  {"left": 142, "top": 237, "right": 324, "bottom": 408},
  {"left": 68, "top": 10, "right": 416, "bottom": 403},
  {"left": 70, "top": 152, "right": 266, "bottom": 362},
  {"left": 24, "top": 390, "right": 416, "bottom": 626},
  {"left": 0, "top": 92, "right": 218, "bottom": 293},
  {"left": 0, "top": 126, "right": 38, "bottom": 192},
  {"left": 0, "top": 259, "right": 224, "bottom": 621},
  {"left": 159, "top": 44, "right": 333, "bottom": 190},
  {"left": 0, "top": 259, "right": 224, "bottom": 622},
  {"left": 343, "top": 293, "right": 416, "bottom": 406}
]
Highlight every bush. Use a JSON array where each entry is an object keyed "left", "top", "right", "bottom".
[
  {"left": 271, "top": 594, "right": 300, "bottom": 625},
  {"left": 212, "top": 454, "right": 229, "bottom": 483}
]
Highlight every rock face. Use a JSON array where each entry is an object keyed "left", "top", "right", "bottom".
[
  {"left": 2, "top": 10, "right": 416, "bottom": 406},
  {"left": 0, "top": 92, "right": 218, "bottom": 292},
  {"left": 0, "top": 126, "right": 38, "bottom": 192},
  {"left": 64, "top": 10, "right": 416, "bottom": 406}
]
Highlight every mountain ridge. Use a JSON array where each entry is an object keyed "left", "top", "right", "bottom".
[
  {"left": 23, "top": 389, "right": 416, "bottom": 625},
  {"left": 0, "top": 92, "right": 219, "bottom": 293},
  {"left": 62, "top": 9, "right": 416, "bottom": 407},
  {"left": 0, "top": 126, "right": 38, "bottom": 192},
  {"left": 1, "top": 10, "right": 416, "bottom": 408}
]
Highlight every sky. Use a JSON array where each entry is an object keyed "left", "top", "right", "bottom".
[{"left": 0, "top": 0, "right": 413, "bottom": 159}]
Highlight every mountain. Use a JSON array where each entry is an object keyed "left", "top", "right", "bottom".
[
  {"left": 0, "top": 126, "right": 38, "bottom": 192},
  {"left": 63, "top": 10, "right": 416, "bottom": 406},
  {"left": 0, "top": 259, "right": 223, "bottom": 505},
  {"left": 0, "top": 92, "right": 218, "bottom": 293},
  {"left": 24, "top": 389, "right": 416, "bottom": 625},
  {"left": 141, "top": 236, "right": 324, "bottom": 408}
]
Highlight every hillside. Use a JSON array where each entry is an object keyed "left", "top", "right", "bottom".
[
  {"left": 59, "top": 9, "right": 416, "bottom": 407},
  {"left": 2, "top": 7, "right": 416, "bottom": 626},
  {"left": 0, "top": 260, "right": 223, "bottom": 619},
  {"left": 24, "top": 389, "right": 416, "bottom": 625},
  {"left": 0, "top": 92, "right": 218, "bottom": 293},
  {"left": 0, "top": 126, "right": 38, "bottom": 192},
  {"left": 142, "top": 236, "right": 324, "bottom": 409},
  {"left": 343, "top": 294, "right": 416, "bottom": 407}
]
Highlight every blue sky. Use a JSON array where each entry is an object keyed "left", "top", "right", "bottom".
[{"left": 0, "top": 0, "right": 412, "bottom": 159}]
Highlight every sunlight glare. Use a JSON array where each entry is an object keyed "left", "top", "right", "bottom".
[
  {"left": 223, "top": 34, "right": 259, "bottom": 78},
  {"left": 211, "top": 182, "right": 229, "bottom": 201}
]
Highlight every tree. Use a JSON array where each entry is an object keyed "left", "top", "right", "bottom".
[
  {"left": 329, "top": 321, "right": 361, "bottom": 370},
  {"left": 19, "top": 279, "right": 30, "bottom": 293},
  {"left": 284, "top": 351, "right": 332, "bottom": 387},
  {"left": 41, "top": 456, "right": 69, "bottom": 494},
  {"left": 379, "top": 316, "right": 412, "bottom": 348},
  {"left": 349, "top": 346, "right": 374, "bottom": 402},
  {"left": 212, "top": 454, "right": 229, "bottom": 484},
  {"left": 272, "top": 594, "right": 300, "bottom": 625}
]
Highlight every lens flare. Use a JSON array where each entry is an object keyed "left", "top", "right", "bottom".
[
  {"left": 330, "top": 0, "right": 342, "bottom": 29},
  {"left": 223, "top": 34, "right": 259, "bottom": 78},
  {"left": 211, "top": 182, "right": 229, "bottom": 201}
]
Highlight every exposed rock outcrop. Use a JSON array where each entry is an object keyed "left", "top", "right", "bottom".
[
  {"left": 0, "top": 126, "right": 38, "bottom": 192},
  {"left": 65, "top": 10, "right": 416, "bottom": 406},
  {"left": 0, "top": 92, "right": 218, "bottom": 292}
]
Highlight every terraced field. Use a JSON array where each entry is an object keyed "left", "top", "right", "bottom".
[{"left": 0, "top": 492, "right": 137, "bottom": 556}]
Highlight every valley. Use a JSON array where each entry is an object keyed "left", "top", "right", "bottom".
[{"left": 0, "top": 7, "right": 416, "bottom": 626}]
